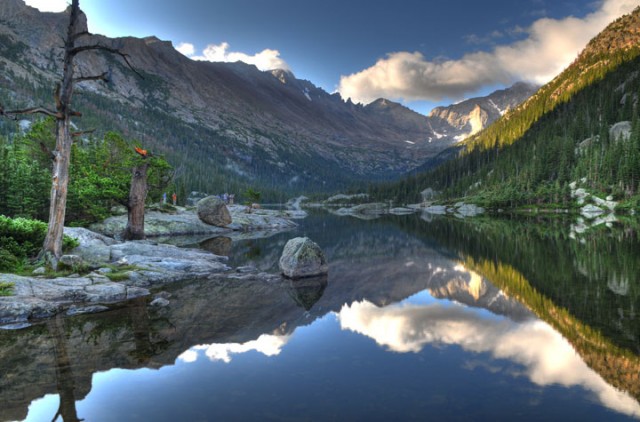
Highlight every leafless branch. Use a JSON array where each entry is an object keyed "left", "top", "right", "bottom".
[
  {"left": 71, "top": 129, "right": 95, "bottom": 137},
  {"left": 0, "top": 107, "right": 61, "bottom": 119},
  {"left": 73, "top": 72, "right": 109, "bottom": 83},
  {"left": 70, "top": 44, "right": 144, "bottom": 79}
]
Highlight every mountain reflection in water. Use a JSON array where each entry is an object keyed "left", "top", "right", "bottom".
[{"left": 1, "top": 212, "right": 639, "bottom": 421}]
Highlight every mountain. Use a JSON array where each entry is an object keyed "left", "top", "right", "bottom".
[
  {"left": 0, "top": 0, "right": 533, "bottom": 197},
  {"left": 428, "top": 82, "right": 538, "bottom": 139},
  {"left": 375, "top": 6, "right": 640, "bottom": 207}
]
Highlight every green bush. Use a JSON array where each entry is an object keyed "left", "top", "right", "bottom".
[
  {"left": 0, "top": 248, "right": 19, "bottom": 272},
  {"left": 0, "top": 215, "right": 79, "bottom": 266}
]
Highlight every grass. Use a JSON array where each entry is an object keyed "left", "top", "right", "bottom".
[
  {"left": 104, "top": 264, "right": 140, "bottom": 282},
  {"left": 105, "top": 272, "right": 131, "bottom": 282},
  {"left": 0, "top": 281, "right": 14, "bottom": 296}
]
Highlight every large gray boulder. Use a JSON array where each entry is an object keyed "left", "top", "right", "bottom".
[
  {"left": 197, "top": 196, "right": 232, "bottom": 227},
  {"left": 279, "top": 237, "right": 328, "bottom": 279},
  {"left": 610, "top": 121, "right": 631, "bottom": 141}
]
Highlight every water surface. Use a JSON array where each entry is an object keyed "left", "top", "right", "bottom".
[{"left": 1, "top": 211, "right": 639, "bottom": 421}]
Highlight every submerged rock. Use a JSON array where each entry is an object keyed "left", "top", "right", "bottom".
[
  {"left": 150, "top": 297, "right": 170, "bottom": 307},
  {"left": 279, "top": 237, "right": 329, "bottom": 279},
  {"left": 197, "top": 196, "right": 232, "bottom": 227},
  {"left": 66, "top": 305, "right": 110, "bottom": 316}
]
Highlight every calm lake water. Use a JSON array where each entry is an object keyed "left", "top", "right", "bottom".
[{"left": 1, "top": 210, "right": 639, "bottom": 421}]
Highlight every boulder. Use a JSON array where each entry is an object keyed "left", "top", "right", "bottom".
[
  {"left": 421, "top": 188, "right": 437, "bottom": 202},
  {"left": 279, "top": 237, "right": 329, "bottom": 279},
  {"left": 456, "top": 203, "right": 485, "bottom": 217},
  {"left": 609, "top": 121, "right": 632, "bottom": 142},
  {"left": 581, "top": 204, "right": 605, "bottom": 218},
  {"left": 423, "top": 205, "right": 448, "bottom": 215},
  {"left": 59, "top": 255, "right": 84, "bottom": 270},
  {"left": 197, "top": 196, "right": 232, "bottom": 227},
  {"left": 65, "top": 227, "right": 117, "bottom": 263}
]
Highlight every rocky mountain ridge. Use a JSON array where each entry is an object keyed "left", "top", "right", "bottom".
[
  {"left": 428, "top": 82, "right": 538, "bottom": 139},
  {"left": 0, "top": 0, "right": 535, "bottom": 194}
]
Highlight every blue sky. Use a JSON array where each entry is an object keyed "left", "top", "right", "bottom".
[{"left": 25, "top": 0, "right": 640, "bottom": 114}]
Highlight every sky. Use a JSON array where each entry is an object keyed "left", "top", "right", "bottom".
[{"left": 24, "top": 0, "right": 640, "bottom": 114}]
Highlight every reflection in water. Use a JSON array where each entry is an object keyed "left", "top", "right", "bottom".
[
  {"left": 2, "top": 212, "right": 640, "bottom": 421},
  {"left": 199, "top": 236, "right": 233, "bottom": 256},
  {"left": 339, "top": 299, "right": 640, "bottom": 419},
  {"left": 286, "top": 276, "right": 328, "bottom": 310},
  {"left": 48, "top": 315, "right": 81, "bottom": 422},
  {"left": 179, "top": 334, "right": 291, "bottom": 364}
]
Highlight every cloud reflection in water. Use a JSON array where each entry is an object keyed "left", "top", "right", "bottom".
[
  {"left": 338, "top": 300, "right": 640, "bottom": 419},
  {"left": 178, "top": 334, "right": 291, "bottom": 364}
]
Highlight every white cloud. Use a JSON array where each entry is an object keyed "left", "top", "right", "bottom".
[
  {"left": 175, "top": 42, "right": 196, "bottom": 57},
  {"left": 177, "top": 41, "right": 290, "bottom": 72},
  {"left": 24, "top": 0, "right": 69, "bottom": 12},
  {"left": 338, "top": 0, "right": 640, "bottom": 104},
  {"left": 338, "top": 300, "right": 640, "bottom": 418}
]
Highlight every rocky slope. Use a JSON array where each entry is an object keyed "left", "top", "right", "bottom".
[
  {"left": 0, "top": 0, "right": 535, "bottom": 194},
  {"left": 428, "top": 82, "right": 538, "bottom": 139}
]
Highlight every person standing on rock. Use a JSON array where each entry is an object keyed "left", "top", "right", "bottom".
[
  {"left": 172, "top": 192, "right": 177, "bottom": 206},
  {"left": 163, "top": 192, "right": 167, "bottom": 204}
]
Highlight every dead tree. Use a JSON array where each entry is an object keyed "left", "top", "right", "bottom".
[
  {"left": 0, "top": 0, "right": 140, "bottom": 269},
  {"left": 123, "top": 148, "right": 151, "bottom": 240}
]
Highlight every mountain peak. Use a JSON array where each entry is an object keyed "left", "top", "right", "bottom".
[
  {"left": 270, "top": 68, "right": 296, "bottom": 84},
  {"left": 581, "top": 6, "right": 640, "bottom": 59},
  {"left": 367, "top": 98, "right": 400, "bottom": 109}
]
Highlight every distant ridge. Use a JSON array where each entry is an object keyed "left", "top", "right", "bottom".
[{"left": 0, "top": 0, "right": 535, "bottom": 195}]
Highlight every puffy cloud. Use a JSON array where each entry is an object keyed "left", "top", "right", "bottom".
[
  {"left": 338, "top": 300, "right": 640, "bottom": 418},
  {"left": 338, "top": 0, "right": 640, "bottom": 104},
  {"left": 175, "top": 42, "right": 196, "bottom": 57},
  {"left": 24, "top": 0, "right": 69, "bottom": 12},
  {"left": 177, "top": 41, "right": 290, "bottom": 72}
]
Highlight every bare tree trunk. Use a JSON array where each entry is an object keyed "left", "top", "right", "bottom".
[
  {"left": 41, "top": 118, "right": 73, "bottom": 267},
  {"left": 1, "top": 0, "right": 139, "bottom": 269},
  {"left": 40, "top": 2, "right": 80, "bottom": 267},
  {"left": 124, "top": 162, "right": 149, "bottom": 240}
]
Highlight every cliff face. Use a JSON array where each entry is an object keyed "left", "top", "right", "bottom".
[{"left": 428, "top": 82, "right": 539, "bottom": 139}]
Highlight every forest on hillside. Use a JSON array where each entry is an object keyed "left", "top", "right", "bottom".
[{"left": 371, "top": 50, "right": 640, "bottom": 209}]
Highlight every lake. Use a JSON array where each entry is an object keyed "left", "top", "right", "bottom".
[{"left": 1, "top": 210, "right": 639, "bottom": 421}]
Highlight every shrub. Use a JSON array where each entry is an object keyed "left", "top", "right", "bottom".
[
  {"left": 0, "top": 215, "right": 79, "bottom": 268},
  {"left": 0, "top": 248, "right": 19, "bottom": 272}
]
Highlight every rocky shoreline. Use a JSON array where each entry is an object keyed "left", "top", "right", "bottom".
[{"left": 0, "top": 206, "right": 299, "bottom": 328}]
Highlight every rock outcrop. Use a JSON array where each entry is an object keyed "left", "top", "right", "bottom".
[
  {"left": 0, "top": 205, "right": 300, "bottom": 326},
  {"left": 90, "top": 205, "right": 297, "bottom": 238},
  {"left": 279, "top": 237, "right": 329, "bottom": 279},
  {"left": 197, "top": 196, "right": 232, "bottom": 227}
]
